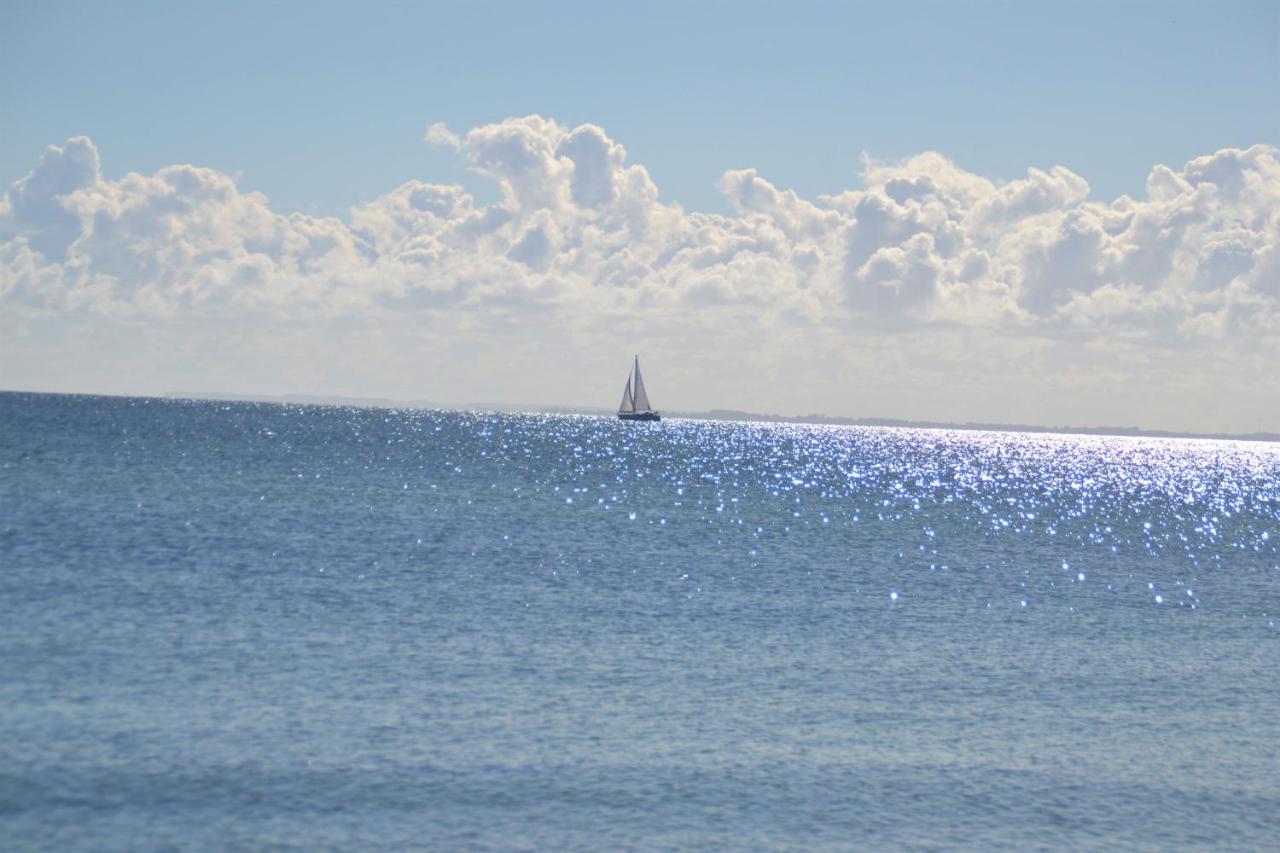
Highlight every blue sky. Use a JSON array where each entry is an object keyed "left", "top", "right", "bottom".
[{"left": 3, "top": 0, "right": 1276, "bottom": 216}]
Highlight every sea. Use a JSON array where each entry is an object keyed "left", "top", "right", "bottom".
[{"left": 2, "top": 391, "right": 1278, "bottom": 851}]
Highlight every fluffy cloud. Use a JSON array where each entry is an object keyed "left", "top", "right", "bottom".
[
  {"left": 1, "top": 117, "right": 1278, "bottom": 430},
  {"left": 2, "top": 136, "right": 102, "bottom": 262}
]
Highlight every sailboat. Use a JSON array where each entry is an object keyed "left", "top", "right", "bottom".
[{"left": 617, "top": 357, "right": 661, "bottom": 421}]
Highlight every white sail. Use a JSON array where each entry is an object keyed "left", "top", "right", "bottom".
[
  {"left": 618, "top": 376, "right": 635, "bottom": 413},
  {"left": 631, "top": 357, "right": 652, "bottom": 412}
]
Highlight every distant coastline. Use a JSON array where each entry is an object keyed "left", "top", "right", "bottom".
[
  {"left": 161, "top": 391, "right": 1280, "bottom": 443},
  {"left": 3, "top": 388, "right": 1277, "bottom": 444}
]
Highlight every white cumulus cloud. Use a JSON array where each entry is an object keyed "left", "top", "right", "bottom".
[{"left": 1, "top": 117, "right": 1277, "bottom": 432}]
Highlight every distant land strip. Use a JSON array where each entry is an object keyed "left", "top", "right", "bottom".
[
  {"left": 156, "top": 390, "right": 1276, "bottom": 443},
  {"left": 3, "top": 388, "right": 1276, "bottom": 444}
]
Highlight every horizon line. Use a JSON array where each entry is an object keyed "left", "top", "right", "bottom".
[{"left": 3, "top": 387, "right": 1277, "bottom": 445}]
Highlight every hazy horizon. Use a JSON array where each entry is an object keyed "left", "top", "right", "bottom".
[
  {"left": 2, "top": 1, "right": 1277, "bottom": 435},
  {"left": 4, "top": 386, "right": 1279, "bottom": 443}
]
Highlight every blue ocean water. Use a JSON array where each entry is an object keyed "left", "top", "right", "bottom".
[{"left": 1, "top": 391, "right": 1278, "bottom": 851}]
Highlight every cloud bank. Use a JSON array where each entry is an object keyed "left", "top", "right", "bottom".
[{"left": 1, "top": 117, "right": 1277, "bottom": 432}]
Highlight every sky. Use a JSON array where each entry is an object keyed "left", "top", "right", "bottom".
[{"left": 1, "top": 0, "right": 1278, "bottom": 433}]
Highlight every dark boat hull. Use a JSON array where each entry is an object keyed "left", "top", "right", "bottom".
[{"left": 618, "top": 411, "right": 661, "bottom": 422}]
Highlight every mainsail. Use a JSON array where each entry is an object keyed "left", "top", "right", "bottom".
[
  {"left": 618, "top": 375, "right": 635, "bottom": 414},
  {"left": 631, "top": 357, "right": 652, "bottom": 412}
]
